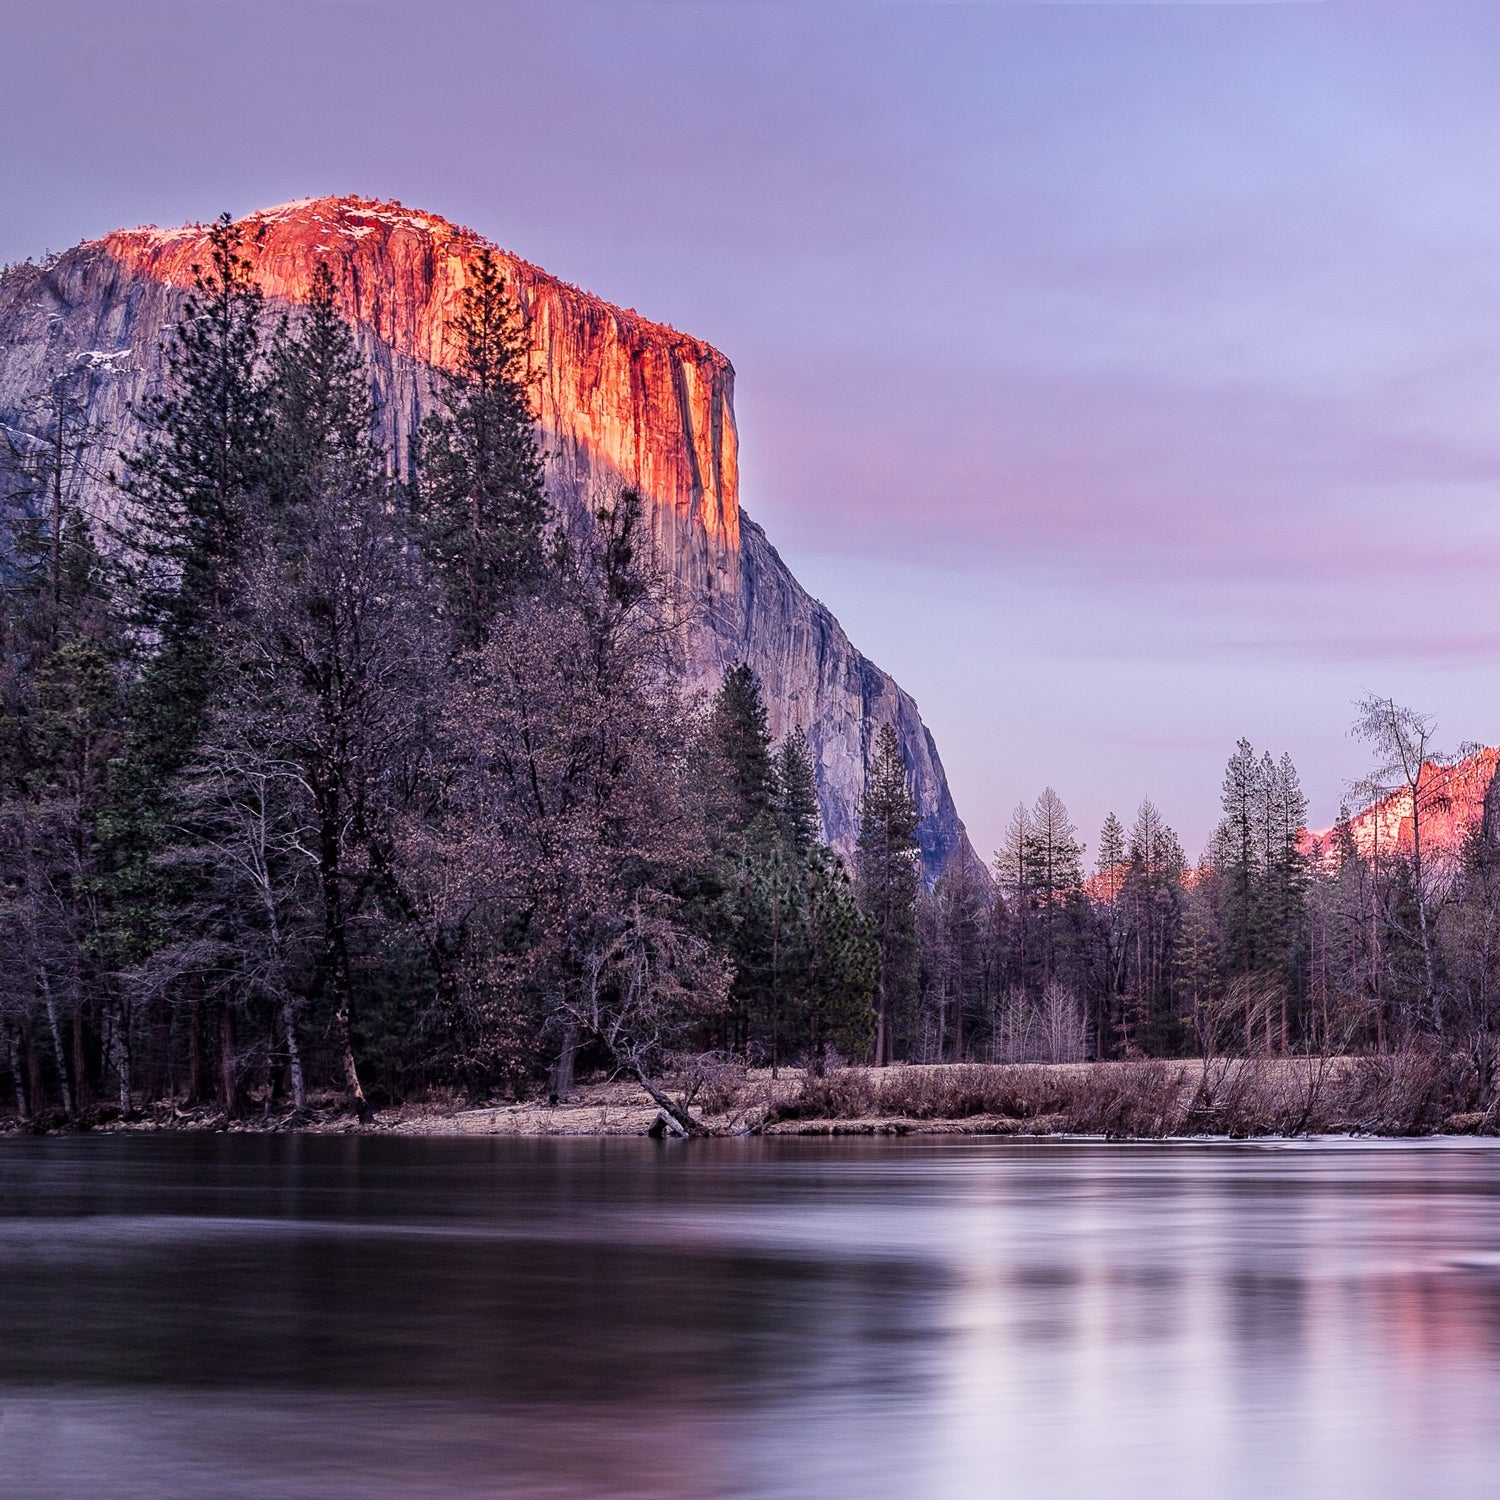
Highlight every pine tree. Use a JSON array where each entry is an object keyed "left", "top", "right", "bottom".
[
  {"left": 265, "top": 263, "right": 381, "bottom": 528},
  {"left": 220, "top": 261, "right": 416, "bottom": 1117},
  {"left": 1095, "top": 812, "right": 1126, "bottom": 902},
  {"left": 925, "top": 858, "right": 986, "bottom": 1062},
  {"left": 737, "top": 726, "right": 876, "bottom": 1073},
  {"left": 1264, "top": 751, "right": 1310, "bottom": 1045},
  {"left": 739, "top": 839, "right": 800, "bottom": 1074},
  {"left": 1443, "top": 816, "right": 1500, "bottom": 1089},
  {"left": 101, "top": 213, "right": 272, "bottom": 1109},
  {"left": 411, "top": 247, "right": 548, "bottom": 650},
  {"left": 120, "top": 213, "right": 270, "bottom": 678},
  {"left": 796, "top": 851, "right": 877, "bottom": 1073},
  {"left": 1, "top": 355, "right": 113, "bottom": 636},
  {"left": 995, "top": 801, "right": 1035, "bottom": 997},
  {"left": 1027, "top": 788, "right": 1083, "bottom": 899},
  {"left": 706, "top": 665, "right": 780, "bottom": 1053},
  {"left": 775, "top": 727, "right": 822, "bottom": 859},
  {"left": 1208, "top": 739, "right": 1312, "bottom": 1052},
  {"left": 1177, "top": 873, "right": 1224, "bottom": 1063},
  {"left": 1216, "top": 738, "right": 1261, "bottom": 990},
  {"left": 1024, "top": 787, "right": 1083, "bottom": 990},
  {"left": 711, "top": 663, "right": 777, "bottom": 844},
  {"left": 856, "top": 724, "right": 921, "bottom": 1065},
  {"left": 107, "top": 215, "right": 271, "bottom": 916},
  {"left": 1121, "top": 798, "right": 1187, "bottom": 1053},
  {"left": 0, "top": 481, "right": 127, "bottom": 1120},
  {"left": 996, "top": 801, "right": 1032, "bottom": 893}
]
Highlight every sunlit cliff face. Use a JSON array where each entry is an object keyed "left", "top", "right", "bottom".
[
  {"left": 16, "top": 194, "right": 973, "bottom": 878},
  {"left": 101, "top": 196, "right": 741, "bottom": 577},
  {"left": 1306, "top": 747, "right": 1500, "bottom": 863},
  {"left": 0, "top": 199, "right": 972, "bottom": 876}
]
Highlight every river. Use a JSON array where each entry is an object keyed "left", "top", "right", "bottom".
[{"left": 1, "top": 1135, "right": 1498, "bottom": 1498}]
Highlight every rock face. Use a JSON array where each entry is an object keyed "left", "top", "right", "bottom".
[
  {"left": 1305, "top": 747, "right": 1500, "bottom": 865},
  {"left": 0, "top": 195, "right": 976, "bottom": 878}
]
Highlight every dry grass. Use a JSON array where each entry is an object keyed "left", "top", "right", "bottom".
[
  {"left": 5, "top": 1053, "right": 1494, "bottom": 1138},
  {"left": 762, "top": 1053, "right": 1497, "bottom": 1139}
]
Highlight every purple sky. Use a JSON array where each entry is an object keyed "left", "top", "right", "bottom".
[{"left": 8, "top": 0, "right": 1500, "bottom": 862}]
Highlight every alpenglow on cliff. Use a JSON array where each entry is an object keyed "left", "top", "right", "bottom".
[{"left": 0, "top": 196, "right": 975, "bottom": 879}]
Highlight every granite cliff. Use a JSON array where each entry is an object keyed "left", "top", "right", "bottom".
[
  {"left": 1304, "top": 747, "right": 1500, "bottom": 865},
  {"left": 0, "top": 196, "right": 975, "bottom": 878}
]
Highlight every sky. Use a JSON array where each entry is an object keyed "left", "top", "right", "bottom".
[{"left": 7, "top": 0, "right": 1500, "bottom": 863}]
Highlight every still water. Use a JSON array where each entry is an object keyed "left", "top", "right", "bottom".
[{"left": 1, "top": 1135, "right": 1498, "bottom": 1499}]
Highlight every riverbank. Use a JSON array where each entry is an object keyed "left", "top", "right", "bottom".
[{"left": 6, "top": 1056, "right": 1497, "bottom": 1138}]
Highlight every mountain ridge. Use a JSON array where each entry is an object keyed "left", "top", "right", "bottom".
[
  {"left": 0, "top": 194, "right": 977, "bottom": 879},
  {"left": 1305, "top": 746, "right": 1500, "bottom": 864}
]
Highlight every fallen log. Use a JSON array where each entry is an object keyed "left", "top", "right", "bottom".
[{"left": 647, "top": 1109, "right": 688, "bottom": 1139}]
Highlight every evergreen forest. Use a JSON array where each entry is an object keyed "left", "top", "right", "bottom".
[{"left": 4, "top": 217, "right": 1499, "bottom": 1130}]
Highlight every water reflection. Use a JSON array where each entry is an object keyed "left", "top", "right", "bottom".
[{"left": 1, "top": 1137, "right": 1497, "bottom": 1498}]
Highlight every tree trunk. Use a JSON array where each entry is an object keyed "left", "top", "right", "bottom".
[
  {"left": 954, "top": 955, "right": 965, "bottom": 1064},
  {"left": 770, "top": 905, "right": 781, "bottom": 1080},
  {"left": 8, "top": 1027, "right": 28, "bottom": 1119},
  {"left": 330, "top": 963, "right": 371, "bottom": 1122},
  {"left": 325, "top": 919, "right": 370, "bottom": 1123},
  {"left": 187, "top": 999, "right": 204, "bottom": 1104},
  {"left": 553, "top": 1024, "right": 579, "bottom": 1101},
  {"left": 436, "top": 968, "right": 479, "bottom": 1102},
  {"left": 110, "top": 996, "right": 132, "bottom": 1116},
  {"left": 281, "top": 995, "right": 306, "bottom": 1113},
  {"left": 27, "top": 1021, "right": 45, "bottom": 1120},
  {"left": 318, "top": 784, "right": 371, "bottom": 1120},
  {"left": 39, "top": 968, "right": 75, "bottom": 1119},
  {"left": 352, "top": 811, "right": 471, "bottom": 1100},
  {"left": 72, "top": 999, "right": 90, "bottom": 1114},
  {"left": 631, "top": 1064, "right": 711, "bottom": 1136},
  {"left": 219, "top": 1003, "right": 240, "bottom": 1117}
]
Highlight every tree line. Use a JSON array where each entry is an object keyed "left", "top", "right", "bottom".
[
  {"left": 0, "top": 217, "right": 901, "bottom": 1125},
  {"left": 909, "top": 710, "right": 1500, "bottom": 1100},
  {"left": 3, "top": 218, "right": 1497, "bottom": 1127}
]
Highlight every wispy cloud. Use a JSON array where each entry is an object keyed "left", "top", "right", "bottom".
[{"left": 6, "top": 0, "right": 1495, "bottom": 853}]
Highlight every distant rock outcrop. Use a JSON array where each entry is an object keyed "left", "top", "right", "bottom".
[
  {"left": 1304, "top": 746, "right": 1500, "bottom": 864},
  {"left": 0, "top": 196, "right": 976, "bottom": 878}
]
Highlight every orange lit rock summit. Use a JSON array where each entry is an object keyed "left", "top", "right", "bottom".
[{"left": 0, "top": 196, "right": 974, "bottom": 878}]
